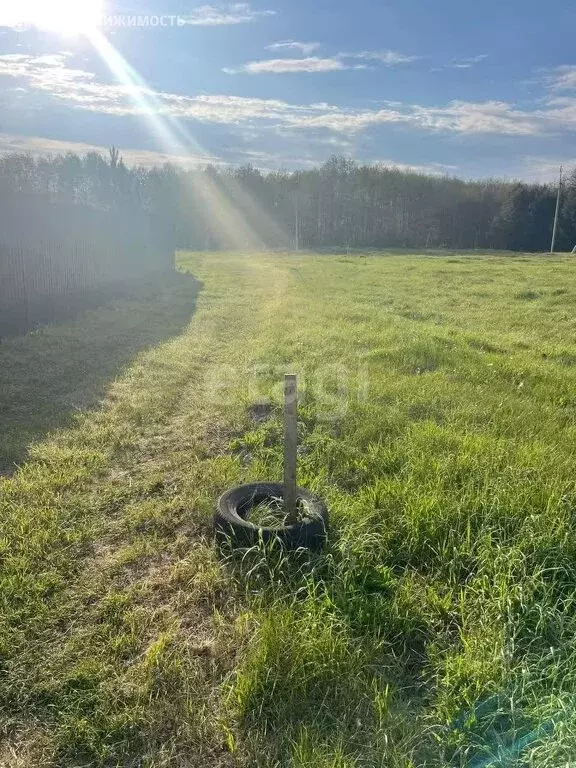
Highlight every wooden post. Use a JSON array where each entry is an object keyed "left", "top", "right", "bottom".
[{"left": 284, "top": 374, "right": 298, "bottom": 524}]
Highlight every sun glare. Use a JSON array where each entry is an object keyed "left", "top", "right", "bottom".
[{"left": 3, "top": 0, "right": 104, "bottom": 35}]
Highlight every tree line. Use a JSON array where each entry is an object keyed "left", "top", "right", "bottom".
[{"left": 1, "top": 150, "right": 575, "bottom": 252}]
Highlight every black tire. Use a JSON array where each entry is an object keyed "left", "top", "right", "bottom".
[{"left": 214, "top": 482, "right": 328, "bottom": 550}]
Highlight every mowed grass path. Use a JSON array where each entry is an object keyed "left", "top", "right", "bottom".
[{"left": 3, "top": 251, "right": 576, "bottom": 766}]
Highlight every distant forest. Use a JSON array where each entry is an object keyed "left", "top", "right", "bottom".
[{"left": 1, "top": 150, "right": 575, "bottom": 253}]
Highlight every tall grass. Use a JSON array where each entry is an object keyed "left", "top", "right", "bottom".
[{"left": 2, "top": 251, "right": 576, "bottom": 766}]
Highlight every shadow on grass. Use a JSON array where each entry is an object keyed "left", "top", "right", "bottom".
[{"left": 0, "top": 271, "right": 202, "bottom": 474}]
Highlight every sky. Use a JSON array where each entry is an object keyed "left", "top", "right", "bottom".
[{"left": 0, "top": 0, "right": 575, "bottom": 181}]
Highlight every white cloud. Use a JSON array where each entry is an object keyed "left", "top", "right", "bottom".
[
  {"left": 0, "top": 53, "right": 142, "bottom": 113},
  {"left": 224, "top": 56, "right": 348, "bottom": 74},
  {"left": 226, "top": 147, "right": 321, "bottom": 170},
  {"left": 286, "top": 106, "right": 405, "bottom": 132},
  {"left": 548, "top": 65, "right": 576, "bottom": 92},
  {"left": 344, "top": 50, "right": 419, "bottom": 65},
  {"left": 0, "top": 132, "right": 219, "bottom": 167},
  {"left": 371, "top": 159, "right": 458, "bottom": 175},
  {"left": 181, "top": 3, "right": 275, "bottom": 26},
  {"left": 517, "top": 156, "right": 575, "bottom": 183},
  {"left": 276, "top": 100, "right": 541, "bottom": 136},
  {"left": 227, "top": 49, "right": 416, "bottom": 75},
  {"left": 535, "top": 95, "right": 576, "bottom": 129},
  {"left": 156, "top": 92, "right": 336, "bottom": 123},
  {"left": 6, "top": 133, "right": 572, "bottom": 182},
  {"left": 410, "top": 100, "right": 542, "bottom": 136},
  {"left": 1, "top": 52, "right": 573, "bottom": 139},
  {"left": 446, "top": 54, "right": 488, "bottom": 70},
  {"left": 266, "top": 40, "right": 320, "bottom": 55}
]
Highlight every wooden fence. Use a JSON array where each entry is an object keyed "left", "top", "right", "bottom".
[{"left": 0, "top": 193, "right": 174, "bottom": 335}]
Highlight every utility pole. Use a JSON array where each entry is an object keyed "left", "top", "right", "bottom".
[{"left": 551, "top": 166, "right": 563, "bottom": 253}]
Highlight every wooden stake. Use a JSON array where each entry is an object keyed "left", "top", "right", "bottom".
[{"left": 284, "top": 374, "right": 298, "bottom": 524}]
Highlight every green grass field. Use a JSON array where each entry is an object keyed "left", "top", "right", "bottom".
[{"left": 3, "top": 251, "right": 576, "bottom": 767}]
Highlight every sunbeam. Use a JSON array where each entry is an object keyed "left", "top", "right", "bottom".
[{"left": 86, "top": 29, "right": 290, "bottom": 251}]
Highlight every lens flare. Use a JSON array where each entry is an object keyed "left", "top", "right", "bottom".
[{"left": 86, "top": 28, "right": 290, "bottom": 250}]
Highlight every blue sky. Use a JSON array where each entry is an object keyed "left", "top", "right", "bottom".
[{"left": 0, "top": 0, "right": 575, "bottom": 180}]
